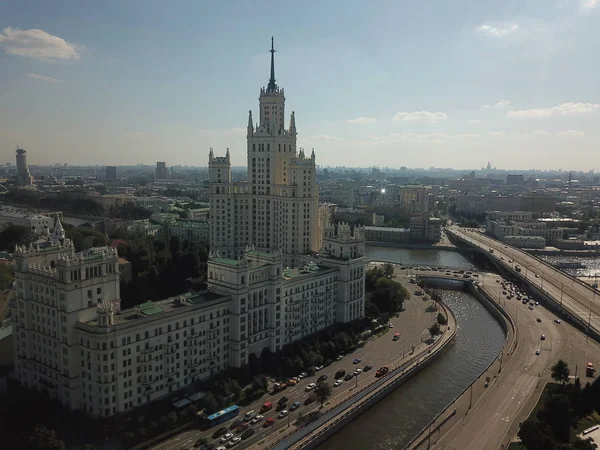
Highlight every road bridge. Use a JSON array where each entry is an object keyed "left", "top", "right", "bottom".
[{"left": 447, "top": 226, "right": 600, "bottom": 339}]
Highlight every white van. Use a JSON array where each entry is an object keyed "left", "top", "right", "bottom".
[{"left": 243, "top": 410, "right": 256, "bottom": 421}]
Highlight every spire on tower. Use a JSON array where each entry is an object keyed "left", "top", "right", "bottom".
[
  {"left": 289, "top": 111, "right": 296, "bottom": 134},
  {"left": 267, "top": 37, "right": 277, "bottom": 92}
]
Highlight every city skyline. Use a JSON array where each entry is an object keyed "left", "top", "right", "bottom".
[{"left": 1, "top": 0, "right": 599, "bottom": 170}]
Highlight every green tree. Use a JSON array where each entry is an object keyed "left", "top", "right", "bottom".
[
  {"left": 551, "top": 360, "right": 570, "bottom": 385},
  {"left": 517, "top": 420, "right": 556, "bottom": 450},
  {"left": 428, "top": 323, "right": 440, "bottom": 339},
  {"left": 0, "top": 224, "right": 30, "bottom": 251},
  {"left": 437, "top": 312, "right": 448, "bottom": 326},
  {"left": 313, "top": 381, "right": 332, "bottom": 408},
  {"left": 27, "top": 425, "right": 66, "bottom": 450},
  {"left": 539, "top": 394, "right": 573, "bottom": 442},
  {"left": 574, "top": 438, "right": 598, "bottom": 450}
]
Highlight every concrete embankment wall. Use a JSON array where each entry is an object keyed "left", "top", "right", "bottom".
[
  {"left": 282, "top": 302, "right": 457, "bottom": 450},
  {"left": 366, "top": 241, "right": 459, "bottom": 251}
]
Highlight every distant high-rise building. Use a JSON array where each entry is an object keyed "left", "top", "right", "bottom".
[
  {"left": 155, "top": 161, "right": 168, "bottom": 180},
  {"left": 15, "top": 148, "right": 33, "bottom": 186},
  {"left": 105, "top": 166, "right": 117, "bottom": 181}
]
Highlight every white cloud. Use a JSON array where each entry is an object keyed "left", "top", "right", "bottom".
[
  {"left": 508, "top": 102, "right": 600, "bottom": 118},
  {"left": 581, "top": 0, "right": 599, "bottom": 10},
  {"left": 345, "top": 117, "right": 376, "bottom": 124},
  {"left": 308, "top": 134, "right": 339, "bottom": 140},
  {"left": 557, "top": 129, "right": 585, "bottom": 137},
  {"left": 26, "top": 72, "right": 62, "bottom": 83},
  {"left": 0, "top": 27, "right": 84, "bottom": 62},
  {"left": 475, "top": 24, "right": 519, "bottom": 37},
  {"left": 467, "top": 119, "right": 482, "bottom": 124},
  {"left": 483, "top": 100, "right": 510, "bottom": 109},
  {"left": 368, "top": 132, "right": 479, "bottom": 144},
  {"left": 392, "top": 111, "right": 448, "bottom": 123},
  {"left": 488, "top": 131, "right": 507, "bottom": 137}
]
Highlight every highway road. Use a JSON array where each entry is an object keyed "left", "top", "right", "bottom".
[
  {"left": 450, "top": 227, "right": 600, "bottom": 335},
  {"left": 415, "top": 271, "right": 600, "bottom": 450},
  {"left": 153, "top": 281, "right": 437, "bottom": 450}
]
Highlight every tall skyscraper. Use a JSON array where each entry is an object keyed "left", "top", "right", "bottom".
[
  {"left": 209, "top": 37, "right": 319, "bottom": 268},
  {"left": 105, "top": 166, "right": 117, "bottom": 181},
  {"left": 155, "top": 162, "right": 169, "bottom": 180},
  {"left": 16, "top": 147, "right": 33, "bottom": 186}
]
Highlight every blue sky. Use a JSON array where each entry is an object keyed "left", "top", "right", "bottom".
[{"left": 1, "top": 0, "right": 599, "bottom": 170}]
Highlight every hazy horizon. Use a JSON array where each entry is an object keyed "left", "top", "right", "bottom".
[{"left": 1, "top": 0, "right": 599, "bottom": 170}]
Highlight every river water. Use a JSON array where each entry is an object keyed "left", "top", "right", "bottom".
[
  {"left": 365, "top": 246, "right": 476, "bottom": 269},
  {"left": 316, "top": 246, "right": 506, "bottom": 450}
]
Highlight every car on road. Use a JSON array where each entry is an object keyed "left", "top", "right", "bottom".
[
  {"left": 336, "top": 355, "right": 344, "bottom": 361},
  {"left": 243, "top": 410, "right": 256, "bottom": 421},
  {"left": 220, "top": 433, "right": 234, "bottom": 443},
  {"left": 250, "top": 414, "right": 264, "bottom": 424},
  {"left": 298, "top": 372, "right": 308, "bottom": 379},
  {"left": 304, "top": 395, "right": 315, "bottom": 405},
  {"left": 555, "top": 319, "right": 562, "bottom": 324},
  {"left": 276, "top": 403, "right": 286, "bottom": 412},
  {"left": 286, "top": 379, "right": 298, "bottom": 386},
  {"left": 202, "top": 443, "right": 215, "bottom": 450},
  {"left": 260, "top": 402, "right": 273, "bottom": 413},
  {"left": 528, "top": 305, "right": 534, "bottom": 310},
  {"left": 278, "top": 396, "right": 289, "bottom": 405},
  {"left": 194, "top": 437, "right": 208, "bottom": 447},
  {"left": 541, "top": 334, "right": 546, "bottom": 340},
  {"left": 537, "top": 318, "right": 542, "bottom": 323},
  {"left": 352, "top": 358, "right": 362, "bottom": 364},
  {"left": 535, "top": 274, "right": 540, "bottom": 278},
  {"left": 334, "top": 379, "right": 343, "bottom": 387},
  {"left": 535, "top": 349, "right": 541, "bottom": 355},
  {"left": 388, "top": 323, "right": 394, "bottom": 328},
  {"left": 354, "top": 368, "right": 362, "bottom": 375},
  {"left": 216, "top": 447, "right": 226, "bottom": 450},
  {"left": 263, "top": 418, "right": 275, "bottom": 428},
  {"left": 305, "top": 383, "right": 316, "bottom": 391},
  {"left": 227, "top": 437, "right": 241, "bottom": 447},
  {"left": 344, "top": 373, "right": 354, "bottom": 381},
  {"left": 335, "top": 369, "right": 346, "bottom": 379},
  {"left": 278, "top": 410, "right": 289, "bottom": 419},
  {"left": 230, "top": 419, "right": 243, "bottom": 430},
  {"left": 237, "top": 422, "right": 249, "bottom": 432},
  {"left": 213, "top": 428, "right": 228, "bottom": 439},
  {"left": 318, "top": 374, "right": 328, "bottom": 382},
  {"left": 315, "top": 365, "right": 324, "bottom": 371},
  {"left": 241, "top": 429, "right": 256, "bottom": 440},
  {"left": 363, "top": 365, "right": 372, "bottom": 372},
  {"left": 289, "top": 401, "right": 301, "bottom": 411}
]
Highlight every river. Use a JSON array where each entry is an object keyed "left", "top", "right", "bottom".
[
  {"left": 365, "top": 245, "right": 475, "bottom": 269},
  {"left": 316, "top": 247, "right": 506, "bottom": 450}
]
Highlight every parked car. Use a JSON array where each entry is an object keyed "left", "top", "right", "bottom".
[
  {"left": 289, "top": 401, "right": 301, "bottom": 411},
  {"left": 202, "top": 443, "right": 215, "bottom": 450},
  {"left": 354, "top": 368, "right": 362, "bottom": 375},
  {"left": 344, "top": 373, "right": 354, "bottom": 381},
  {"left": 304, "top": 395, "right": 315, "bottom": 405},
  {"left": 318, "top": 374, "right": 328, "bottom": 382},
  {"left": 241, "top": 429, "right": 256, "bottom": 440},
  {"left": 305, "top": 383, "right": 316, "bottom": 391},
  {"left": 334, "top": 369, "right": 346, "bottom": 379},
  {"left": 227, "top": 437, "right": 241, "bottom": 447},
  {"left": 230, "top": 419, "right": 243, "bottom": 430},
  {"left": 363, "top": 365, "right": 372, "bottom": 372},
  {"left": 220, "top": 433, "right": 234, "bottom": 443},
  {"left": 336, "top": 355, "right": 344, "bottom": 361},
  {"left": 278, "top": 410, "right": 289, "bottom": 419},
  {"left": 278, "top": 396, "right": 289, "bottom": 405},
  {"left": 352, "top": 358, "right": 361, "bottom": 364},
  {"left": 213, "top": 428, "right": 228, "bottom": 439},
  {"left": 263, "top": 418, "right": 275, "bottom": 428},
  {"left": 315, "top": 365, "right": 324, "bottom": 371},
  {"left": 194, "top": 437, "right": 208, "bottom": 448},
  {"left": 334, "top": 379, "right": 343, "bottom": 387},
  {"left": 298, "top": 372, "right": 308, "bottom": 379}
]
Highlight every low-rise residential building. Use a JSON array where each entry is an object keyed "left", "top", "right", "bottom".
[
  {"left": 0, "top": 209, "right": 57, "bottom": 233},
  {"left": 409, "top": 216, "right": 442, "bottom": 242},
  {"left": 503, "top": 235, "right": 545, "bottom": 249},
  {"left": 364, "top": 226, "right": 410, "bottom": 243},
  {"left": 167, "top": 220, "right": 209, "bottom": 247},
  {"left": 486, "top": 212, "right": 563, "bottom": 246}
]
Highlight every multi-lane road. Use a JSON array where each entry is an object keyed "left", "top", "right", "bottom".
[
  {"left": 410, "top": 270, "right": 600, "bottom": 450},
  {"left": 450, "top": 227, "right": 600, "bottom": 334},
  {"left": 153, "top": 281, "right": 437, "bottom": 450}
]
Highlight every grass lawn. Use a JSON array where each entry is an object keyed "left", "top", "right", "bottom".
[
  {"left": 575, "top": 411, "right": 600, "bottom": 434},
  {"left": 507, "top": 443, "right": 526, "bottom": 450},
  {"left": 524, "top": 382, "right": 561, "bottom": 422}
]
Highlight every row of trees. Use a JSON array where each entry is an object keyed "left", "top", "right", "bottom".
[
  {"left": 365, "top": 264, "right": 410, "bottom": 318},
  {"left": 518, "top": 360, "right": 599, "bottom": 450},
  {"left": 118, "top": 235, "right": 208, "bottom": 308}
]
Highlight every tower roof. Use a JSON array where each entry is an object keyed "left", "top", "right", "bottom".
[{"left": 267, "top": 37, "right": 277, "bottom": 92}]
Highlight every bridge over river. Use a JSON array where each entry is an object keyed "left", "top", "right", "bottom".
[{"left": 447, "top": 226, "right": 600, "bottom": 339}]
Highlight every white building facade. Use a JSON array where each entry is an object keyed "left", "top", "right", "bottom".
[{"left": 11, "top": 39, "right": 366, "bottom": 418}]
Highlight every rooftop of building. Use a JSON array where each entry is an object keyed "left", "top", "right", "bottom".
[
  {"left": 282, "top": 261, "right": 334, "bottom": 281},
  {"left": 169, "top": 220, "right": 209, "bottom": 229},
  {"left": 81, "top": 290, "right": 228, "bottom": 328},
  {"left": 0, "top": 208, "right": 53, "bottom": 220},
  {"left": 364, "top": 226, "right": 410, "bottom": 232}
]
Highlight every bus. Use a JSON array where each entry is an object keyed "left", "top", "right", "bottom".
[
  {"left": 204, "top": 405, "right": 240, "bottom": 427},
  {"left": 393, "top": 332, "right": 400, "bottom": 341}
]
